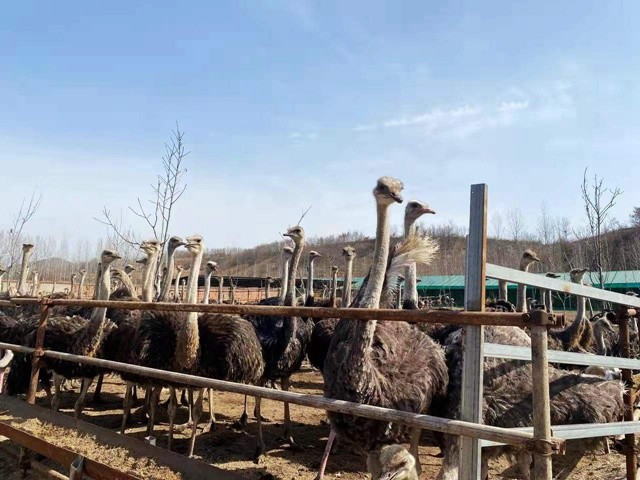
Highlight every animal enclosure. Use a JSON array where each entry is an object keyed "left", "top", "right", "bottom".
[{"left": 1, "top": 183, "right": 640, "bottom": 480}]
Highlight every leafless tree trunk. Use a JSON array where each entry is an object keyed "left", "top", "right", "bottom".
[{"left": 580, "top": 168, "right": 622, "bottom": 290}]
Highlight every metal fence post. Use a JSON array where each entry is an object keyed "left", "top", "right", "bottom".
[
  {"left": 618, "top": 307, "right": 638, "bottom": 480},
  {"left": 460, "top": 183, "right": 488, "bottom": 480},
  {"left": 530, "top": 309, "right": 553, "bottom": 480}
]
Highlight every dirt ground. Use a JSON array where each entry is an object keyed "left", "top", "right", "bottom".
[{"left": 0, "top": 365, "right": 633, "bottom": 479}]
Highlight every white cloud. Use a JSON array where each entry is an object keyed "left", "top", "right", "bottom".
[
  {"left": 353, "top": 124, "right": 376, "bottom": 132},
  {"left": 383, "top": 105, "right": 482, "bottom": 128},
  {"left": 498, "top": 100, "right": 530, "bottom": 112},
  {"left": 289, "top": 131, "right": 318, "bottom": 140}
]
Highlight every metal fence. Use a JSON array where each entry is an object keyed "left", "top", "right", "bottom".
[{"left": 0, "top": 183, "right": 638, "bottom": 480}]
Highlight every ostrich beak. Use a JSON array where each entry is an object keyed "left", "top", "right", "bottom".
[
  {"left": 282, "top": 232, "right": 292, "bottom": 238},
  {"left": 390, "top": 192, "right": 403, "bottom": 203},
  {"left": 423, "top": 206, "right": 436, "bottom": 214}
]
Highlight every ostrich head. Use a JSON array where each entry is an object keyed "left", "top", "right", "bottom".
[
  {"left": 331, "top": 265, "right": 339, "bottom": 274},
  {"left": 309, "top": 250, "right": 321, "bottom": 261},
  {"left": 140, "top": 239, "right": 161, "bottom": 257},
  {"left": 367, "top": 445, "right": 418, "bottom": 480},
  {"left": 342, "top": 246, "right": 357, "bottom": 260},
  {"left": 545, "top": 272, "right": 561, "bottom": 279},
  {"left": 283, "top": 226, "right": 305, "bottom": 247},
  {"left": 185, "top": 235, "right": 204, "bottom": 256},
  {"left": 100, "top": 249, "right": 122, "bottom": 265},
  {"left": 570, "top": 268, "right": 589, "bottom": 284},
  {"left": 283, "top": 245, "right": 294, "bottom": 257},
  {"left": 79, "top": 269, "right": 87, "bottom": 276},
  {"left": 373, "top": 177, "right": 404, "bottom": 205},
  {"left": 22, "top": 243, "right": 34, "bottom": 255},
  {"left": 135, "top": 257, "right": 148, "bottom": 266},
  {"left": 206, "top": 261, "right": 218, "bottom": 274},
  {"left": 168, "top": 236, "right": 186, "bottom": 251},
  {"left": 405, "top": 200, "right": 435, "bottom": 223},
  {"left": 124, "top": 264, "right": 136, "bottom": 275},
  {"left": 519, "top": 249, "right": 540, "bottom": 270},
  {"left": 71, "top": 273, "right": 77, "bottom": 281}
]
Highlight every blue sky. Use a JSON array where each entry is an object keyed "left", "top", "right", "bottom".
[{"left": 1, "top": 1, "right": 639, "bottom": 250}]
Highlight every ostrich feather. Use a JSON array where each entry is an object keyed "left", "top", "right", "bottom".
[{"left": 386, "top": 231, "right": 439, "bottom": 281}]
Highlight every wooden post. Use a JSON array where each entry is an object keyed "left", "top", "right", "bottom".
[
  {"left": 460, "top": 184, "right": 488, "bottom": 480},
  {"left": 530, "top": 310, "right": 553, "bottom": 480},
  {"left": 618, "top": 308, "right": 637, "bottom": 480}
]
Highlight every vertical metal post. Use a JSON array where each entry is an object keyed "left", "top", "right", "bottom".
[
  {"left": 460, "top": 184, "right": 488, "bottom": 480},
  {"left": 20, "top": 299, "right": 50, "bottom": 477},
  {"left": 530, "top": 309, "right": 553, "bottom": 480},
  {"left": 619, "top": 308, "right": 637, "bottom": 480}
]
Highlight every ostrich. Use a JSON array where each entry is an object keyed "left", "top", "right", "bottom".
[
  {"left": 515, "top": 250, "right": 540, "bottom": 312},
  {"left": 30, "top": 271, "right": 39, "bottom": 297},
  {"left": 202, "top": 261, "right": 218, "bottom": 305},
  {"left": 0, "top": 265, "right": 7, "bottom": 295},
  {"left": 341, "top": 246, "right": 356, "bottom": 307},
  {"left": 247, "top": 226, "right": 311, "bottom": 452},
  {"left": 306, "top": 251, "right": 322, "bottom": 304},
  {"left": 110, "top": 268, "right": 138, "bottom": 299},
  {"left": 173, "top": 264, "right": 185, "bottom": 302},
  {"left": 402, "top": 201, "right": 435, "bottom": 310},
  {"left": 6, "top": 250, "right": 121, "bottom": 417},
  {"left": 159, "top": 236, "right": 186, "bottom": 302},
  {"left": 124, "top": 264, "right": 136, "bottom": 276},
  {"left": 258, "top": 245, "right": 294, "bottom": 306},
  {"left": 540, "top": 272, "right": 561, "bottom": 313},
  {"left": 217, "top": 275, "right": 224, "bottom": 304},
  {"left": 329, "top": 266, "right": 339, "bottom": 308},
  {"left": 124, "top": 236, "right": 203, "bottom": 449},
  {"left": 16, "top": 243, "right": 34, "bottom": 296},
  {"left": 547, "top": 268, "right": 594, "bottom": 353},
  {"left": 69, "top": 273, "right": 77, "bottom": 300},
  {"left": 264, "top": 276, "right": 273, "bottom": 300},
  {"left": 77, "top": 269, "right": 88, "bottom": 299},
  {"left": 498, "top": 279, "right": 508, "bottom": 302},
  {"left": 437, "top": 323, "right": 625, "bottom": 480},
  {"left": 323, "top": 177, "right": 447, "bottom": 478}
]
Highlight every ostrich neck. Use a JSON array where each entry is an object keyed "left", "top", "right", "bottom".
[
  {"left": 516, "top": 262, "right": 533, "bottom": 313},
  {"left": 159, "top": 246, "right": 178, "bottom": 301},
  {"left": 595, "top": 325, "right": 606, "bottom": 355},
  {"left": 92, "top": 264, "right": 102, "bottom": 300},
  {"left": 78, "top": 274, "right": 86, "bottom": 299},
  {"left": 279, "top": 256, "right": 290, "bottom": 303},
  {"left": 546, "top": 289, "right": 554, "bottom": 314},
  {"left": 285, "top": 242, "right": 304, "bottom": 306},
  {"left": 342, "top": 258, "right": 354, "bottom": 306},
  {"left": 498, "top": 280, "right": 508, "bottom": 301},
  {"left": 576, "top": 293, "right": 586, "bottom": 321},
  {"left": 330, "top": 271, "right": 338, "bottom": 307},
  {"left": 403, "top": 263, "right": 418, "bottom": 309},
  {"left": 90, "top": 263, "right": 112, "bottom": 322},
  {"left": 175, "top": 248, "right": 203, "bottom": 371},
  {"left": 119, "top": 272, "right": 137, "bottom": 297},
  {"left": 142, "top": 251, "right": 160, "bottom": 302},
  {"left": 217, "top": 276, "right": 223, "bottom": 304},
  {"left": 404, "top": 217, "right": 417, "bottom": 238},
  {"left": 360, "top": 202, "right": 391, "bottom": 309},
  {"left": 17, "top": 250, "right": 32, "bottom": 295},
  {"left": 203, "top": 272, "right": 212, "bottom": 304},
  {"left": 351, "top": 201, "right": 392, "bottom": 359},
  {"left": 307, "top": 258, "right": 315, "bottom": 299}
]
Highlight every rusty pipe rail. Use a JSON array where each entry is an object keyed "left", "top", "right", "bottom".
[{"left": 5, "top": 297, "right": 561, "bottom": 328}]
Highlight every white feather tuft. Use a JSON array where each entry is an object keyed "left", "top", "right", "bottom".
[{"left": 386, "top": 231, "right": 439, "bottom": 282}]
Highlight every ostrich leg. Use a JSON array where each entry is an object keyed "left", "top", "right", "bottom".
[
  {"left": 315, "top": 429, "right": 336, "bottom": 480},
  {"left": 121, "top": 382, "right": 134, "bottom": 433},
  {"left": 253, "top": 396, "right": 265, "bottom": 463},
  {"left": 167, "top": 387, "right": 178, "bottom": 451},
  {"left": 74, "top": 378, "right": 93, "bottom": 419},
  {"left": 281, "top": 377, "right": 299, "bottom": 448},
  {"left": 409, "top": 427, "right": 422, "bottom": 476},
  {"left": 93, "top": 373, "right": 105, "bottom": 403},
  {"left": 187, "top": 388, "right": 204, "bottom": 458}
]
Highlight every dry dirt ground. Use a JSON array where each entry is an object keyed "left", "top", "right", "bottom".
[{"left": 0, "top": 365, "right": 633, "bottom": 479}]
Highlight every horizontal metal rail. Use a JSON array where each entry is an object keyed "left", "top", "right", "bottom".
[
  {"left": 0, "top": 341, "right": 561, "bottom": 449},
  {"left": 481, "top": 421, "right": 640, "bottom": 447},
  {"left": 486, "top": 264, "right": 640, "bottom": 308},
  {"left": 5, "top": 297, "right": 540, "bottom": 327},
  {"left": 484, "top": 343, "right": 640, "bottom": 370}
]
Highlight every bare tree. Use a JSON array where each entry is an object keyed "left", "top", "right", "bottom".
[
  {"left": 505, "top": 208, "right": 526, "bottom": 242},
  {"left": 580, "top": 168, "right": 623, "bottom": 289},
  {"left": 0, "top": 189, "right": 42, "bottom": 284},
  {"left": 491, "top": 211, "right": 505, "bottom": 239},
  {"left": 536, "top": 202, "right": 554, "bottom": 245},
  {"left": 631, "top": 207, "right": 640, "bottom": 228},
  {"left": 95, "top": 125, "right": 189, "bottom": 266}
]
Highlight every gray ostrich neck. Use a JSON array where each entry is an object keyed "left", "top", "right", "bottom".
[
  {"left": 351, "top": 201, "right": 392, "bottom": 360},
  {"left": 516, "top": 261, "right": 533, "bottom": 313},
  {"left": 285, "top": 243, "right": 303, "bottom": 306},
  {"left": 92, "top": 264, "right": 102, "bottom": 300},
  {"left": 217, "top": 276, "right": 223, "bottom": 304},
  {"left": 402, "top": 216, "right": 420, "bottom": 309},
  {"left": 594, "top": 324, "right": 607, "bottom": 355},
  {"left": 78, "top": 273, "right": 86, "bottom": 299},
  {"left": 279, "top": 256, "right": 291, "bottom": 303},
  {"left": 119, "top": 272, "right": 137, "bottom": 297},
  {"left": 404, "top": 217, "right": 417, "bottom": 238},
  {"left": 17, "top": 249, "right": 33, "bottom": 295},
  {"left": 342, "top": 258, "right": 354, "bottom": 307},
  {"left": 307, "top": 257, "right": 315, "bottom": 299},
  {"left": 159, "top": 246, "right": 179, "bottom": 301},
  {"left": 546, "top": 289, "right": 554, "bottom": 314},
  {"left": 203, "top": 271, "right": 212, "bottom": 305},
  {"left": 498, "top": 280, "right": 508, "bottom": 301},
  {"left": 175, "top": 247, "right": 203, "bottom": 371},
  {"left": 142, "top": 251, "right": 160, "bottom": 302},
  {"left": 330, "top": 271, "right": 338, "bottom": 307},
  {"left": 576, "top": 293, "right": 586, "bottom": 321},
  {"left": 90, "top": 262, "right": 112, "bottom": 322}
]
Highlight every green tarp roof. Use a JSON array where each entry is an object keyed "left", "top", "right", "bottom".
[{"left": 349, "top": 270, "right": 640, "bottom": 290}]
